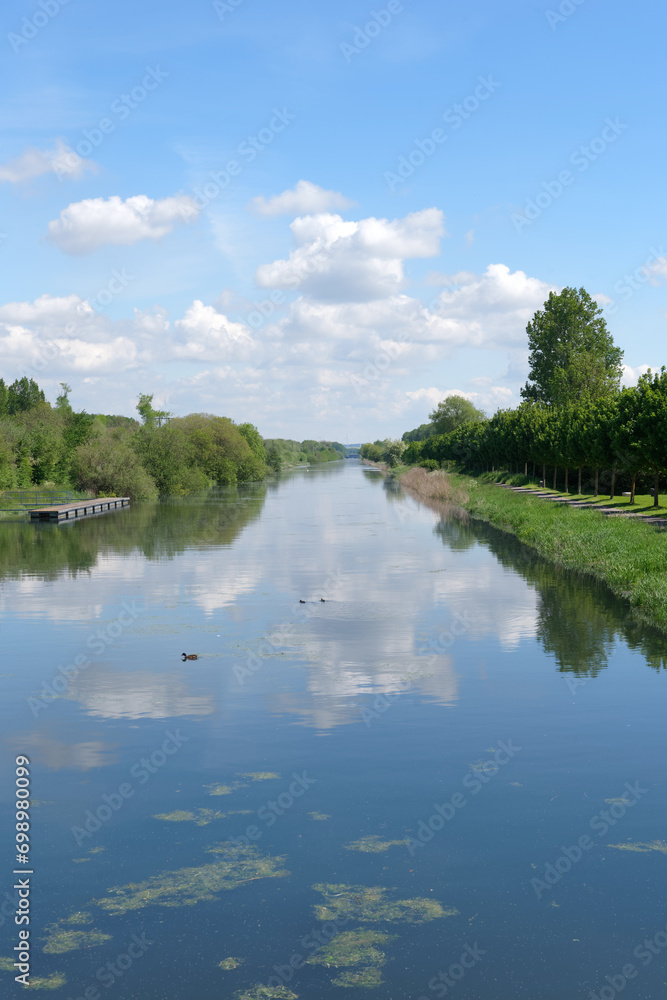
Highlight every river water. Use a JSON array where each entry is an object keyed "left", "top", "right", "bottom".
[{"left": 1, "top": 460, "right": 666, "bottom": 999}]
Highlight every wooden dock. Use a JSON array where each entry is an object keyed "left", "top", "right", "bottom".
[{"left": 29, "top": 497, "right": 130, "bottom": 522}]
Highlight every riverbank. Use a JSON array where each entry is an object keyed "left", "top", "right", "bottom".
[{"left": 390, "top": 464, "right": 667, "bottom": 635}]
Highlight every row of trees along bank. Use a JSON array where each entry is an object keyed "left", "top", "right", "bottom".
[
  {"left": 364, "top": 287, "right": 667, "bottom": 506},
  {"left": 0, "top": 379, "right": 345, "bottom": 498}
]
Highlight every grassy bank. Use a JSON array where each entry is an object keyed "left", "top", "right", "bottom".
[{"left": 398, "top": 467, "right": 667, "bottom": 635}]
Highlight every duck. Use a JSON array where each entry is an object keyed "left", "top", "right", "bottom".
[
  {"left": 299, "top": 599, "right": 306, "bottom": 603},
  {"left": 320, "top": 598, "right": 325, "bottom": 603},
  {"left": 182, "top": 653, "right": 198, "bottom": 661}
]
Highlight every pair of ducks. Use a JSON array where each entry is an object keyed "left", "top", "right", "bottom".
[{"left": 183, "top": 598, "right": 327, "bottom": 658}]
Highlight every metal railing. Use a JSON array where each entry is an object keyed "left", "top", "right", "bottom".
[{"left": 0, "top": 490, "right": 76, "bottom": 510}]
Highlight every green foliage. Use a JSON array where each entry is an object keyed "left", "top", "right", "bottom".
[
  {"left": 521, "top": 287, "right": 623, "bottom": 405},
  {"left": 263, "top": 438, "right": 345, "bottom": 468},
  {"left": 429, "top": 395, "right": 487, "bottom": 435}
]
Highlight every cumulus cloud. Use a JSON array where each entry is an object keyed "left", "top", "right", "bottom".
[
  {"left": 249, "top": 179, "right": 355, "bottom": 217},
  {"left": 172, "top": 301, "right": 257, "bottom": 362},
  {"left": 0, "top": 139, "right": 97, "bottom": 183},
  {"left": 255, "top": 208, "right": 446, "bottom": 302},
  {"left": 621, "top": 364, "right": 655, "bottom": 386},
  {"left": 47, "top": 193, "right": 200, "bottom": 254}
]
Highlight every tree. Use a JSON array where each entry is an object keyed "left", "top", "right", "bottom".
[
  {"left": 7, "top": 377, "right": 46, "bottom": 414},
  {"left": 521, "top": 287, "right": 623, "bottom": 406},
  {"left": 429, "top": 395, "right": 486, "bottom": 436},
  {"left": 136, "top": 393, "right": 172, "bottom": 427}
]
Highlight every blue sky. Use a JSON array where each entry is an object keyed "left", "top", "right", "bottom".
[{"left": 1, "top": 0, "right": 665, "bottom": 441}]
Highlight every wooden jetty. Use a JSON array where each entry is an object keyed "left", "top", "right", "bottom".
[{"left": 30, "top": 497, "right": 130, "bottom": 522}]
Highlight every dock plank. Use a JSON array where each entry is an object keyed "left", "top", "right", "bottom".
[{"left": 29, "top": 497, "right": 131, "bottom": 522}]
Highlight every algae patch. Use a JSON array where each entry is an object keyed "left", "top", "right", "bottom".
[
  {"left": 608, "top": 840, "right": 667, "bottom": 854},
  {"left": 238, "top": 772, "right": 280, "bottom": 782},
  {"left": 0, "top": 957, "right": 15, "bottom": 970},
  {"left": 64, "top": 912, "right": 93, "bottom": 926},
  {"left": 27, "top": 972, "right": 67, "bottom": 990},
  {"left": 95, "top": 844, "right": 288, "bottom": 914},
  {"left": 43, "top": 927, "right": 111, "bottom": 954},
  {"left": 344, "top": 835, "right": 406, "bottom": 854},
  {"left": 333, "top": 967, "right": 383, "bottom": 988},
  {"left": 219, "top": 956, "right": 244, "bottom": 970},
  {"left": 235, "top": 986, "right": 297, "bottom": 1000},
  {"left": 205, "top": 783, "right": 235, "bottom": 796},
  {"left": 154, "top": 808, "right": 228, "bottom": 826},
  {"left": 309, "top": 812, "right": 330, "bottom": 821},
  {"left": 313, "top": 884, "right": 456, "bottom": 924}
]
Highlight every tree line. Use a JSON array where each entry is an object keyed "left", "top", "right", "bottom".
[
  {"left": 363, "top": 287, "right": 667, "bottom": 505},
  {"left": 0, "top": 378, "right": 345, "bottom": 499}
]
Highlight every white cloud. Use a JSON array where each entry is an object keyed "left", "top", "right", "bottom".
[
  {"left": 255, "top": 208, "right": 446, "bottom": 302},
  {"left": 249, "top": 179, "right": 355, "bottom": 217},
  {"left": 172, "top": 301, "right": 257, "bottom": 362},
  {"left": 47, "top": 193, "right": 200, "bottom": 254},
  {"left": 0, "top": 139, "right": 96, "bottom": 183},
  {"left": 621, "top": 364, "right": 654, "bottom": 386},
  {"left": 648, "top": 257, "right": 667, "bottom": 285}
]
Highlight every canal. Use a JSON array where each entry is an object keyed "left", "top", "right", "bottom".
[{"left": 1, "top": 459, "right": 666, "bottom": 999}]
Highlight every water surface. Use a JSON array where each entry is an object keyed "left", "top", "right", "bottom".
[{"left": 1, "top": 461, "right": 666, "bottom": 999}]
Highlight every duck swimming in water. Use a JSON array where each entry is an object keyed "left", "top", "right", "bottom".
[{"left": 182, "top": 653, "right": 198, "bottom": 660}]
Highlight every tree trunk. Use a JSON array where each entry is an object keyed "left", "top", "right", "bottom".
[
  {"left": 578, "top": 466, "right": 582, "bottom": 495},
  {"left": 654, "top": 472, "right": 660, "bottom": 508},
  {"left": 631, "top": 473, "right": 636, "bottom": 505},
  {"left": 564, "top": 467, "right": 569, "bottom": 493},
  {"left": 553, "top": 466, "right": 557, "bottom": 490},
  {"left": 524, "top": 462, "right": 528, "bottom": 476},
  {"left": 532, "top": 463, "right": 536, "bottom": 478},
  {"left": 542, "top": 464, "right": 546, "bottom": 488},
  {"left": 610, "top": 466, "right": 616, "bottom": 501},
  {"left": 594, "top": 467, "right": 599, "bottom": 497}
]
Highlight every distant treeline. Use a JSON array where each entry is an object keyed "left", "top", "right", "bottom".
[
  {"left": 0, "top": 377, "right": 345, "bottom": 499},
  {"left": 362, "top": 368, "right": 667, "bottom": 505}
]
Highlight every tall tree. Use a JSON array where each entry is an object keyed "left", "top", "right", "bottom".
[
  {"left": 521, "top": 288, "right": 623, "bottom": 406},
  {"left": 429, "top": 395, "right": 486, "bottom": 436}
]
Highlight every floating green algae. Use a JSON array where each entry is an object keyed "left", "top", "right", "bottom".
[
  {"left": 313, "top": 884, "right": 456, "bottom": 924},
  {"left": 72, "top": 858, "right": 90, "bottom": 864},
  {"left": 205, "top": 783, "right": 235, "bottom": 796},
  {"left": 89, "top": 846, "right": 106, "bottom": 854},
  {"left": 95, "top": 844, "right": 288, "bottom": 914},
  {"left": 332, "top": 966, "right": 383, "bottom": 988},
  {"left": 344, "top": 835, "right": 406, "bottom": 853},
  {"left": 308, "top": 928, "right": 394, "bottom": 985},
  {"left": 219, "top": 957, "right": 244, "bottom": 970},
  {"left": 27, "top": 972, "right": 67, "bottom": 990},
  {"left": 309, "top": 811, "right": 330, "bottom": 821},
  {"left": 605, "top": 797, "right": 632, "bottom": 806},
  {"left": 43, "top": 927, "right": 111, "bottom": 954},
  {"left": 0, "top": 957, "right": 15, "bottom": 970},
  {"left": 154, "top": 808, "right": 228, "bottom": 826},
  {"left": 235, "top": 986, "right": 297, "bottom": 1000},
  {"left": 608, "top": 840, "right": 667, "bottom": 854},
  {"left": 238, "top": 772, "right": 280, "bottom": 781},
  {"left": 64, "top": 912, "right": 93, "bottom": 926}
]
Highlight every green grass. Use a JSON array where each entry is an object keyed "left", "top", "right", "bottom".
[{"left": 452, "top": 474, "right": 667, "bottom": 634}]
